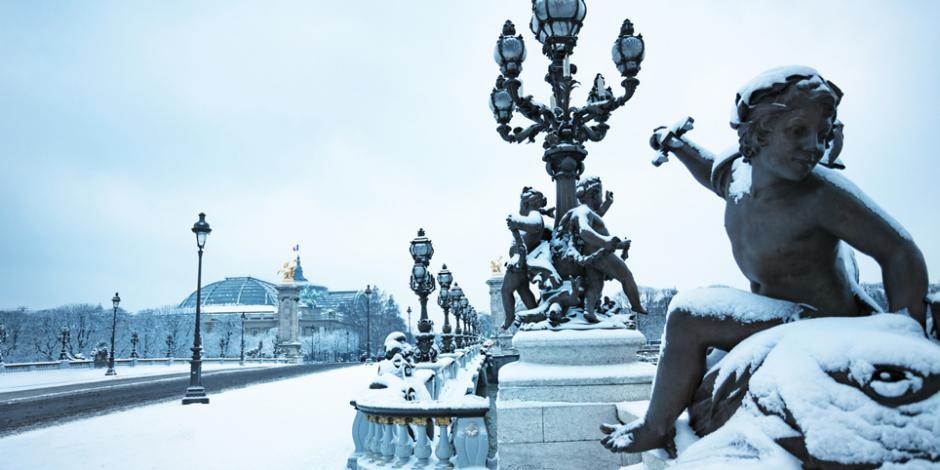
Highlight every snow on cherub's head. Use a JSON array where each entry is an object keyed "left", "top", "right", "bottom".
[
  {"left": 731, "top": 66, "right": 842, "bottom": 162},
  {"left": 520, "top": 186, "right": 547, "bottom": 210},
  {"left": 575, "top": 176, "right": 603, "bottom": 209}
]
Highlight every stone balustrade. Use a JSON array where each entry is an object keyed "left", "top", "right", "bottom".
[{"left": 348, "top": 345, "right": 492, "bottom": 469}]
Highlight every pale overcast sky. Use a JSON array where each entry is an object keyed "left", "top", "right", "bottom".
[{"left": 1, "top": 2, "right": 938, "bottom": 333}]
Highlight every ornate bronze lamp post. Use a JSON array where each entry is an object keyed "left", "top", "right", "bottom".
[
  {"left": 467, "top": 306, "right": 477, "bottom": 345},
  {"left": 437, "top": 265, "right": 454, "bottom": 353},
  {"left": 458, "top": 296, "right": 470, "bottom": 347},
  {"left": 408, "top": 228, "right": 437, "bottom": 362},
  {"left": 183, "top": 212, "right": 211, "bottom": 405},
  {"left": 357, "top": 285, "right": 376, "bottom": 361},
  {"left": 490, "top": 2, "right": 644, "bottom": 221},
  {"left": 105, "top": 292, "right": 120, "bottom": 376},
  {"left": 451, "top": 285, "right": 464, "bottom": 349}
]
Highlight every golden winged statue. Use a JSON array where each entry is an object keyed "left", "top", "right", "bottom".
[{"left": 489, "top": 256, "right": 505, "bottom": 275}]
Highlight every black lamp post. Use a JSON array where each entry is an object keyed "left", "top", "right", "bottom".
[
  {"left": 183, "top": 212, "right": 211, "bottom": 405},
  {"left": 451, "top": 283, "right": 464, "bottom": 350},
  {"left": 452, "top": 287, "right": 464, "bottom": 350},
  {"left": 408, "top": 228, "right": 436, "bottom": 362},
  {"left": 130, "top": 332, "right": 139, "bottom": 359},
  {"left": 360, "top": 284, "right": 375, "bottom": 361},
  {"left": 459, "top": 296, "right": 470, "bottom": 347},
  {"left": 490, "top": 2, "right": 644, "bottom": 222},
  {"left": 406, "top": 306, "right": 413, "bottom": 338},
  {"left": 105, "top": 292, "right": 120, "bottom": 376},
  {"left": 469, "top": 307, "right": 479, "bottom": 344},
  {"left": 0, "top": 323, "right": 7, "bottom": 366},
  {"left": 240, "top": 312, "right": 246, "bottom": 366},
  {"left": 437, "top": 265, "right": 454, "bottom": 353}
]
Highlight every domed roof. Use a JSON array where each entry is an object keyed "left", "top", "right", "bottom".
[{"left": 178, "top": 276, "right": 278, "bottom": 309}]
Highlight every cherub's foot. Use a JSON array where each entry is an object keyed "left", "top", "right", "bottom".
[
  {"left": 632, "top": 306, "right": 649, "bottom": 315},
  {"left": 600, "top": 420, "right": 676, "bottom": 457},
  {"left": 583, "top": 311, "right": 601, "bottom": 323},
  {"left": 548, "top": 309, "right": 570, "bottom": 327}
]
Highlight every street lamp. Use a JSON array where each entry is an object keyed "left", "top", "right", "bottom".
[
  {"left": 451, "top": 283, "right": 464, "bottom": 350},
  {"left": 406, "top": 306, "right": 413, "bottom": 338},
  {"left": 130, "top": 332, "right": 139, "bottom": 359},
  {"left": 490, "top": 5, "right": 644, "bottom": 221},
  {"left": 105, "top": 292, "right": 120, "bottom": 376},
  {"left": 183, "top": 212, "right": 211, "bottom": 405},
  {"left": 437, "top": 265, "right": 454, "bottom": 353},
  {"left": 408, "top": 228, "right": 436, "bottom": 362},
  {"left": 240, "top": 312, "right": 246, "bottom": 366},
  {"left": 359, "top": 284, "right": 375, "bottom": 361},
  {"left": 459, "top": 296, "right": 470, "bottom": 347},
  {"left": 0, "top": 323, "right": 7, "bottom": 366}
]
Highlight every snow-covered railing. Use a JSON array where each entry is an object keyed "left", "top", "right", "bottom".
[{"left": 347, "top": 345, "right": 492, "bottom": 469}]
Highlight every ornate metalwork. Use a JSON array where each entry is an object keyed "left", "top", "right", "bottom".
[
  {"left": 409, "top": 229, "right": 437, "bottom": 362},
  {"left": 489, "top": 2, "right": 648, "bottom": 329},
  {"left": 491, "top": 12, "right": 644, "bottom": 220},
  {"left": 437, "top": 265, "right": 455, "bottom": 354}
]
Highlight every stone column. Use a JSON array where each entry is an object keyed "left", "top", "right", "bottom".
[
  {"left": 486, "top": 275, "right": 516, "bottom": 350},
  {"left": 276, "top": 282, "right": 304, "bottom": 362},
  {"left": 486, "top": 276, "right": 505, "bottom": 333}
]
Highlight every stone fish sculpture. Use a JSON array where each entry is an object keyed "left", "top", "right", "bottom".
[
  {"left": 368, "top": 332, "right": 430, "bottom": 402},
  {"left": 676, "top": 314, "right": 940, "bottom": 469}
]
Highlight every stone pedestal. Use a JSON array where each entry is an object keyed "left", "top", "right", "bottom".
[
  {"left": 276, "top": 282, "right": 304, "bottom": 361},
  {"left": 496, "top": 328, "right": 655, "bottom": 470}
]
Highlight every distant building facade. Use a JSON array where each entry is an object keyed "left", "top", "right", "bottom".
[{"left": 177, "top": 275, "right": 360, "bottom": 351}]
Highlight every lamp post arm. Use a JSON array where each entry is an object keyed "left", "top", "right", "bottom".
[
  {"left": 505, "top": 77, "right": 551, "bottom": 123},
  {"left": 574, "top": 77, "right": 640, "bottom": 125},
  {"left": 497, "top": 122, "right": 546, "bottom": 144}
]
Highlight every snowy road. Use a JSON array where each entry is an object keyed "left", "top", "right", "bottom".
[
  {"left": 0, "top": 362, "right": 282, "bottom": 393},
  {"left": 0, "top": 363, "right": 377, "bottom": 470}
]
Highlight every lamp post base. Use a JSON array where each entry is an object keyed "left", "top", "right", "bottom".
[
  {"left": 105, "top": 367, "right": 117, "bottom": 376},
  {"left": 182, "top": 386, "right": 210, "bottom": 405}
]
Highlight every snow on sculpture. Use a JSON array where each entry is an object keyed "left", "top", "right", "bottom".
[
  {"left": 678, "top": 314, "right": 940, "bottom": 468},
  {"left": 368, "top": 332, "right": 430, "bottom": 403},
  {"left": 600, "top": 66, "right": 936, "bottom": 467}
]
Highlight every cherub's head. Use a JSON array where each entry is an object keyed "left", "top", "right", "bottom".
[
  {"left": 576, "top": 176, "right": 603, "bottom": 210},
  {"left": 732, "top": 67, "right": 842, "bottom": 182},
  {"left": 520, "top": 186, "right": 547, "bottom": 211}
]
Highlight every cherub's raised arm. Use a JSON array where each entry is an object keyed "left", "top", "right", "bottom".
[
  {"left": 667, "top": 139, "right": 715, "bottom": 191},
  {"left": 649, "top": 118, "right": 718, "bottom": 193}
]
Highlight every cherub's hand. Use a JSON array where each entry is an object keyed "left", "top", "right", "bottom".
[
  {"left": 608, "top": 236, "right": 622, "bottom": 251},
  {"left": 506, "top": 216, "right": 521, "bottom": 230},
  {"left": 605, "top": 191, "right": 614, "bottom": 205}
]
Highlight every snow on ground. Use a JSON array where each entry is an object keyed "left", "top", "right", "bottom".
[
  {"left": 0, "top": 363, "right": 377, "bottom": 470},
  {"left": 0, "top": 362, "right": 286, "bottom": 393}
]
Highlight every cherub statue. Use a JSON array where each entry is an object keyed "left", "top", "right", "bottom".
[
  {"left": 501, "top": 186, "right": 553, "bottom": 328},
  {"left": 601, "top": 66, "right": 931, "bottom": 457},
  {"left": 557, "top": 176, "right": 646, "bottom": 322}
]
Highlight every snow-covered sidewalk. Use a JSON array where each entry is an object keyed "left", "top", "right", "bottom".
[
  {"left": 0, "top": 362, "right": 287, "bottom": 393},
  {"left": 0, "top": 363, "right": 376, "bottom": 470}
]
